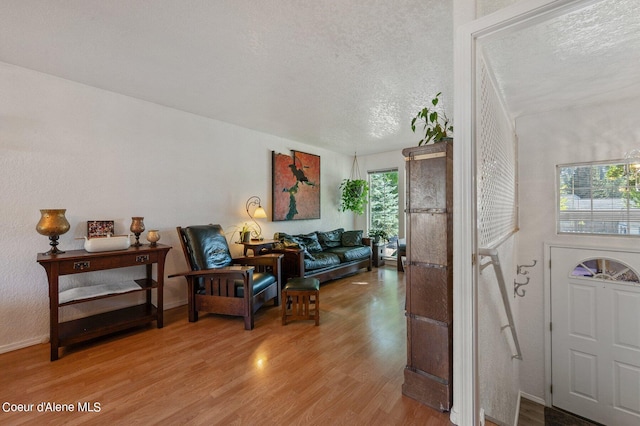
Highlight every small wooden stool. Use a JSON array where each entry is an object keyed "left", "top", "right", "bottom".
[{"left": 282, "top": 277, "right": 320, "bottom": 326}]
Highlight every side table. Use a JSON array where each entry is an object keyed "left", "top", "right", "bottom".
[
  {"left": 372, "top": 243, "right": 385, "bottom": 267},
  {"left": 238, "top": 239, "right": 278, "bottom": 256}
]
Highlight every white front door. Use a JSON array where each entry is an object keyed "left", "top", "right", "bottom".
[{"left": 551, "top": 246, "right": 640, "bottom": 426}]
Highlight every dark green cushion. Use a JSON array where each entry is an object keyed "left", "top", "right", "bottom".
[
  {"left": 303, "top": 252, "right": 341, "bottom": 271},
  {"left": 295, "top": 232, "right": 323, "bottom": 253},
  {"left": 317, "top": 228, "right": 344, "bottom": 250},
  {"left": 341, "top": 230, "right": 363, "bottom": 247},
  {"left": 235, "top": 272, "right": 277, "bottom": 297},
  {"left": 326, "top": 245, "right": 371, "bottom": 262},
  {"left": 285, "top": 277, "right": 320, "bottom": 291},
  {"left": 273, "top": 232, "right": 316, "bottom": 260}
]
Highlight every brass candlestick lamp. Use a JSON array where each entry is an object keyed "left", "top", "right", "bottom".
[
  {"left": 130, "top": 217, "right": 145, "bottom": 247},
  {"left": 36, "top": 209, "right": 71, "bottom": 255}
]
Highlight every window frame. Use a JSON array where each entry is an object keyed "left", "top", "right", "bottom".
[{"left": 557, "top": 158, "right": 640, "bottom": 236}]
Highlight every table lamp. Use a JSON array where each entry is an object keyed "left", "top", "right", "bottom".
[{"left": 245, "top": 196, "right": 267, "bottom": 240}]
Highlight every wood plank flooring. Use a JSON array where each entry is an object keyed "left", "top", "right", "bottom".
[
  {"left": 0, "top": 266, "right": 455, "bottom": 425},
  {"left": 517, "top": 398, "right": 545, "bottom": 426}
]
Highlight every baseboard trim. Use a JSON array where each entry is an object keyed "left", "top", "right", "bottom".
[
  {"left": 520, "top": 390, "right": 546, "bottom": 406},
  {"left": 0, "top": 335, "right": 49, "bottom": 355},
  {"left": 164, "top": 299, "right": 187, "bottom": 310},
  {"left": 514, "top": 391, "right": 522, "bottom": 426},
  {"left": 0, "top": 301, "right": 188, "bottom": 356}
]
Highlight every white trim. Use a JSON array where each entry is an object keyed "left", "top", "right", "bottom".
[
  {"left": 453, "top": 9, "right": 478, "bottom": 425},
  {"left": 520, "top": 390, "right": 546, "bottom": 406},
  {"left": 543, "top": 241, "right": 640, "bottom": 407},
  {"left": 516, "top": 391, "right": 546, "bottom": 426},
  {"left": 0, "top": 301, "right": 187, "bottom": 356},
  {"left": 454, "top": 1, "right": 607, "bottom": 424},
  {"left": 164, "top": 299, "right": 187, "bottom": 310},
  {"left": 0, "top": 335, "right": 49, "bottom": 354},
  {"left": 514, "top": 392, "right": 522, "bottom": 426},
  {"left": 544, "top": 242, "right": 553, "bottom": 406}
]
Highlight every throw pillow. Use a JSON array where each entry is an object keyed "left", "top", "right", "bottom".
[
  {"left": 341, "top": 230, "right": 363, "bottom": 247},
  {"left": 317, "top": 228, "right": 344, "bottom": 249},
  {"left": 295, "top": 232, "right": 323, "bottom": 253}
]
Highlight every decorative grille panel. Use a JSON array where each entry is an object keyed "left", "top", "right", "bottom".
[{"left": 477, "top": 55, "right": 518, "bottom": 248}]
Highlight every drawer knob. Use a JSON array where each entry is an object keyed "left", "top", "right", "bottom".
[
  {"left": 136, "top": 255, "right": 149, "bottom": 263},
  {"left": 73, "top": 261, "right": 91, "bottom": 270}
]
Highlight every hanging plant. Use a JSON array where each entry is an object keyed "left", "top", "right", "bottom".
[
  {"left": 339, "top": 179, "right": 369, "bottom": 214},
  {"left": 339, "top": 154, "right": 369, "bottom": 215},
  {"left": 411, "top": 92, "right": 453, "bottom": 145}
]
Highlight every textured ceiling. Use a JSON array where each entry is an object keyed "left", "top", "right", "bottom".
[
  {"left": 483, "top": 0, "right": 640, "bottom": 120},
  {"left": 0, "top": 1, "right": 637, "bottom": 155},
  {"left": 0, "top": 0, "right": 453, "bottom": 156}
]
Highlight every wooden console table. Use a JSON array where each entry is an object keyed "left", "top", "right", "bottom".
[{"left": 37, "top": 244, "right": 171, "bottom": 361}]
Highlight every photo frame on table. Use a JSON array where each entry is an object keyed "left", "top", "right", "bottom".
[
  {"left": 87, "top": 220, "right": 115, "bottom": 238},
  {"left": 272, "top": 150, "right": 320, "bottom": 221}
]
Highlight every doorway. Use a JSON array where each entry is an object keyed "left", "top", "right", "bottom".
[
  {"left": 368, "top": 169, "right": 399, "bottom": 261},
  {"left": 550, "top": 246, "right": 640, "bottom": 426}
]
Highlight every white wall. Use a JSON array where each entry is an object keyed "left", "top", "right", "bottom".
[
  {"left": 0, "top": 62, "right": 354, "bottom": 353},
  {"left": 477, "top": 0, "right": 519, "bottom": 17},
  {"left": 516, "top": 95, "right": 640, "bottom": 398},
  {"left": 478, "top": 236, "right": 521, "bottom": 425}
]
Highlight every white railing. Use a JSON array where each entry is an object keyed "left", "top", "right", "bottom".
[{"left": 478, "top": 246, "right": 523, "bottom": 360}]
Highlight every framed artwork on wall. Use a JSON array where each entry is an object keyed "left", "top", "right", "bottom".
[{"left": 272, "top": 150, "right": 320, "bottom": 221}]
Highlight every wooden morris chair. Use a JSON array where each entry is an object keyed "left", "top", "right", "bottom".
[{"left": 171, "top": 224, "right": 282, "bottom": 330}]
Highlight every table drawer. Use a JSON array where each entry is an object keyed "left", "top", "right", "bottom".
[{"left": 58, "top": 251, "right": 159, "bottom": 274}]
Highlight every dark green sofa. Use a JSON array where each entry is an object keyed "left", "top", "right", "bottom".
[{"left": 267, "top": 228, "right": 372, "bottom": 283}]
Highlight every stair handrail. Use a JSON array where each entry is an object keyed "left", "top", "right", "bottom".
[{"left": 478, "top": 247, "right": 523, "bottom": 360}]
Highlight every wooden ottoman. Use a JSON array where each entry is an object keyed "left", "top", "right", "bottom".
[{"left": 282, "top": 277, "right": 320, "bottom": 326}]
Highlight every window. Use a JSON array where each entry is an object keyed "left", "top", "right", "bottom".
[
  {"left": 571, "top": 258, "right": 639, "bottom": 282},
  {"left": 557, "top": 159, "right": 640, "bottom": 235},
  {"left": 368, "top": 169, "right": 399, "bottom": 259}
]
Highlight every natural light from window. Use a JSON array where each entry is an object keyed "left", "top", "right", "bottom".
[
  {"left": 557, "top": 159, "right": 640, "bottom": 235},
  {"left": 368, "top": 169, "right": 399, "bottom": 259}
]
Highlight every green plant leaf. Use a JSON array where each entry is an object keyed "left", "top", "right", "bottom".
[
  {"left": 410, "top": 92, "right": 453, "bottom": 146},
  {"left": 339, "top": 178, "right": 369, "bottom": 215}
]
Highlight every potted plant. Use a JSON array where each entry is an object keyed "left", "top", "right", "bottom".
[
  {"left": 236, "top": 223, "right": 253, "bottom": 243},
  {"left": 411, "top": 92, "right": 453, "bottom": 145},
  {"left": 339, "top": 178, "right": 369, "bottom": 215},
  {"left": 368, "top": 229, "right": 388, "bottom": 244}
]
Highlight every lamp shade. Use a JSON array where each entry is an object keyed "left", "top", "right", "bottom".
[{"left": 253, "top": 206, "right": 267, "bottom": 219}]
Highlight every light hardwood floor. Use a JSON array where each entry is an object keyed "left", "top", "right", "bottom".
[{"left": 1, "top": 266, "right": 456, "bottom": 425}]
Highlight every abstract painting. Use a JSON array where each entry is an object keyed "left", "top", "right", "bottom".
[{"left": 272, "top": 150, "right": 320, "bottom": 221}]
